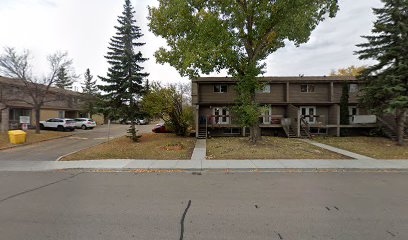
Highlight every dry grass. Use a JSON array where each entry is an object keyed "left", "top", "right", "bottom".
[
  {"left": 314, "top": 136, "right": 408, "bottom": 159},
  {"left": 62, "top": 133, "right": 196, "bottom": 161},
  {"left": 207, "top": 137, "right": 349, "bottom": 160},
  {"left": 0, "top": 130, "right": 71, "bottom": 149}
]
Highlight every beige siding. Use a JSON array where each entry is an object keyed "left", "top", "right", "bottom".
[
  {"left": 91, "top": 114, "right": 104, "bottom": 125},
  {"left": 255, "top": 83, "right": 285, "bottom": 103},
  {"left": 316, "top": 106, "right": 329, "bottom": 125},
  {"left": 289, "top": 83, "right": 330, "bottom": 103},
  {"left": 199, "top": 84, "right": 237, "bottom": 104},
  {"left": 328, "top": 104, "right": 340, "bottom": 125},
  {"left": 192, "top": 82, "right": 198, "bottom": 105}
]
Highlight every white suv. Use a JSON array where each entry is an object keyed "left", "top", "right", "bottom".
[
  {"left": 73, "top": 118, "right": 97, "bottom": 130},
  {"left": 39, "top": 118, "right": 76, "bottom": 131}
]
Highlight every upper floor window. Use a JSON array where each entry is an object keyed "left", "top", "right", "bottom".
[
  {"left": 214, "top": 84, "right": 228, "bottom": 93},
  {"left": 257, "top": 84, "right": 271, "bottom": 93},
  {"left": 349, "top": 84, "right": 358, "bottom": 93},
  {"left": 301, "top": 84, "right": 315, "bottom": 93}
]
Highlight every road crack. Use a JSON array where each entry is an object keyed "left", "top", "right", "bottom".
[
  {"left": 0, "top": 172, "right": 82, "bottom": 204},
  {"left": 179, "top": 200, "right": 192, "bottom": 240}
]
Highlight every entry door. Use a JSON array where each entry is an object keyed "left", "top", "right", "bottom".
[
  {"left": 262, "top": 106, "right": 272, "bottom": 124},
  {"left": 348, "top": 106, "right": 358, "bottom": 123},
  {"left": 300, "top": 106, "right": 316, "bottom": 124},
  {"left": 213, "top": 107, "right": 229, "bottom": 124}
]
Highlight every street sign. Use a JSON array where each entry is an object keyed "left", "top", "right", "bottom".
[{"left": 19, "top": 116, "right": 30, "bottom": 124}]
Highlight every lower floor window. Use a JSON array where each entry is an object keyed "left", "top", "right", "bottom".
[{"left": 223, "top": 128, "right": 241, "bottom": 134}]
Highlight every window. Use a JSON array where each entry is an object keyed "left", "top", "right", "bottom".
[
  {"left": 300, "top": 84, "right": 315, "bottom": 93},
  {"left": 58, "top": 111, "right": 65, "bottom": 118},
  {"left": 213, "top": 107, "right": 229, "bottom": 124},
  {"left": 214, "top": 84, "right": 228, "bottom": 93},
  {"left": 349, "top": 84, "right": 358, "bottom": 93},
  {"left": 257, "top": 84, "right": 271, "bottom": 93}
]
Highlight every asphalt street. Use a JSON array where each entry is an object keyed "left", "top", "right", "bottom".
[
  {"left": 0, "top": 124, "right": 155, "bottom": 161},
  {"left": 0, "top": 171, "right": 407, "bottom": 240}
]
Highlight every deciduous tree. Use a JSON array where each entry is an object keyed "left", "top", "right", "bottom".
[
  {"left": 148, "top": 0, "right": 338, "bottom": 143},
  {"left": 142, "top": 83, "right": 193, "bottom": 136}
]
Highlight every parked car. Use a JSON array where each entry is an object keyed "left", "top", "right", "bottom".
[
  {"left": 152, "top": 123, "right": 172, "bottom": 133},
  {"left": 73, "top": 118, "right": 97, "bottom": 130},
  {"left": 120, "top": 118, "right": 150, "bottom": 125},
  {"left": 39, "top": 118, "right": 76, "bottom": 131},
  {"left": 136, "top": 118, "right": 149, "bottom": 125}
]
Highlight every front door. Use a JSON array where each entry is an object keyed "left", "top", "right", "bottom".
[
  {"left": 300, "top": 106, "right": 316, "bottom": 124},
  {"left": 213, "top": 107, "right": 229, "bottom": 124},
  {"left": 262, "top": 106, "right": 272, "bottom": 124},
  {"left": 348, "top": 106, "right": 358, "bottom": 123}
]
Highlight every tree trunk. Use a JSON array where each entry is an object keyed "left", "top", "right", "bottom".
[
  {"left": 130, "top": 121, "right": 137, "bottom": 141},
  {"left": 396, "top": 109, "right": 406, "bottom": 146},
  {"left": 35, "top": 107, "right": 41, "bottom": 134},
  {"left": 249, "top": 124, "right": 261, "bottom": 144}
]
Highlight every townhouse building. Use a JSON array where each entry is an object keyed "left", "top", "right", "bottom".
[
  {"left": 0, "top": 76, "right": 100, "bottom": 132},
  {"left": 192, "top": 76, "right": 378, "bottom": 138}
]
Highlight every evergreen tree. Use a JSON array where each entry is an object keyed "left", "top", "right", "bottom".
[
  {"left": 356, "top": 0, "right": 408, "bottom": 145},
  {"left": 98, "top": 0, "right": 149, "bottom": 142},
  {"left": 82, "top": 68, "right": 99, "bottom": 117},
  {"left": 339, "top": 82, "right": 350, "bottom": 136},
  {"left": 55, "top": 67, "right": 75, "bottom": 89},
  {"left": 82, "top": 68, "right": 98, "bottom": 95}
]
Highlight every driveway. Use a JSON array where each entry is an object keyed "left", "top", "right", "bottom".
[{"left": 0, "top": 124, "right": 155, "bottom": 161}]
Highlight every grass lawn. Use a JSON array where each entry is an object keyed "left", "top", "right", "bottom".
[
  {"left": 62, "top": 133, "right": 196, "bottom": 161},
  {"left": 0, "top": 130, "right": 72, "bottom": 149},
  {"left": 314, "top": 136, "right": 408, "bottom": 159},
  {"left": 207, "top": 137, "right": 349, "bottom": 160}
]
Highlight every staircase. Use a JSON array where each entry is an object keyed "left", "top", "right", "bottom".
[
  {"left": 287, "top": 126, "right": 297, "bottom": 138},
  {"left": 197, "top": 127, "right": 207, "bottom": 139},
  {"left": 300, "top": 117, "right": 312, "bottom": 139}
]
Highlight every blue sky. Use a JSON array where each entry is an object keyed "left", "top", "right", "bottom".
[{"left": 0, "top": 0, "right": 383, "bottom": 89}]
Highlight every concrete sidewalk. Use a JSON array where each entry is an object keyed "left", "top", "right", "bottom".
[{"left": 1, "top": 159, "right": 408, "bottom": 171}]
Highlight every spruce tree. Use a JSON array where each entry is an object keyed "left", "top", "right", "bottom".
[
  {"left": 356, "top": 0, "right": 408, "bottom": 145},
  {"left": 339, "top": 82, "right": 350, "bottom": 136},
  {"left": 82, "top": 68, "right": 98, "bottom": 95},
  {"left": 99, "top": 0, "right": 149, "bottom": 142},
  {"left": 82, "top": 68, "right": 99, "bottom": 117},
  {"left": 55, "top": 67, "right": 75, "bottom": 89}
]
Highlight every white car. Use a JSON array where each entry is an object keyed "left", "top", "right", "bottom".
[
  {"left": 39, "top": 118, "right": 76, "bottom": 131},
  {"left": 73, "top": 118, "right": 97, "bottom": 130}
]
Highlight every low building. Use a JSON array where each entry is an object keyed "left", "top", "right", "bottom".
[
  {"left": 192, "top": 76, "right": 378, "bottom": 138},
  {"left": 0, "top": 76, "right": 92, "bottom": 131}
]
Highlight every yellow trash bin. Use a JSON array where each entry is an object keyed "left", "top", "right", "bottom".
[{"left": 8, "top": 130, "right": 27, "bottom": 144}]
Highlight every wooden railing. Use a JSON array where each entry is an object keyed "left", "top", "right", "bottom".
[{"left": 300, "top": 116, "right": 312, "bottom": 139}]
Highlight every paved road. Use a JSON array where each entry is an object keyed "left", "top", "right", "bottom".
[
  {"left": 0, "top": 171, "right": 407, "bottom": 240},
  {"left": 0, "top": 124, "right": 155, "bottom": 161}
]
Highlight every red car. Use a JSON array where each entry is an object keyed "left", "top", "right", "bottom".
[{"left": 152, "top": 124, "right": 172, "bottom": 133}]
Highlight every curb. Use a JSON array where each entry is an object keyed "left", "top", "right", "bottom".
[{"left": 56, "top": 136, "right": 124, "bottom": 161}]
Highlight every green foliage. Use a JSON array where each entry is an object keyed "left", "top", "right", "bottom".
[
  {"left": 142, "top": 83, "right": 193, "bottom": 136},
  {"left": 98, "top": 0, "right": 149, "bottom": 123},
  {"left": 127, "top": 124, "right": 141, "bottom": 142},
  {"left": 82, "top": 68, "right": 98, "bottom": 95},
  {"left": 355, "top": 0, "right": 408, "bottom": 144},
  {"left": 339, "top": 82, "right": 350, "bottom": 136},
  {"left": 340, "top": 82, "right": 350, "bottom": 125},
  {"left": 81, "top": 68, "right": 100, "bottom": 117},
  {"left": 55, "top": 67, "right": 75, "bottom": 89},
  {"left": 149, "top": 0, "right": 338, "bottom": 142}
]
